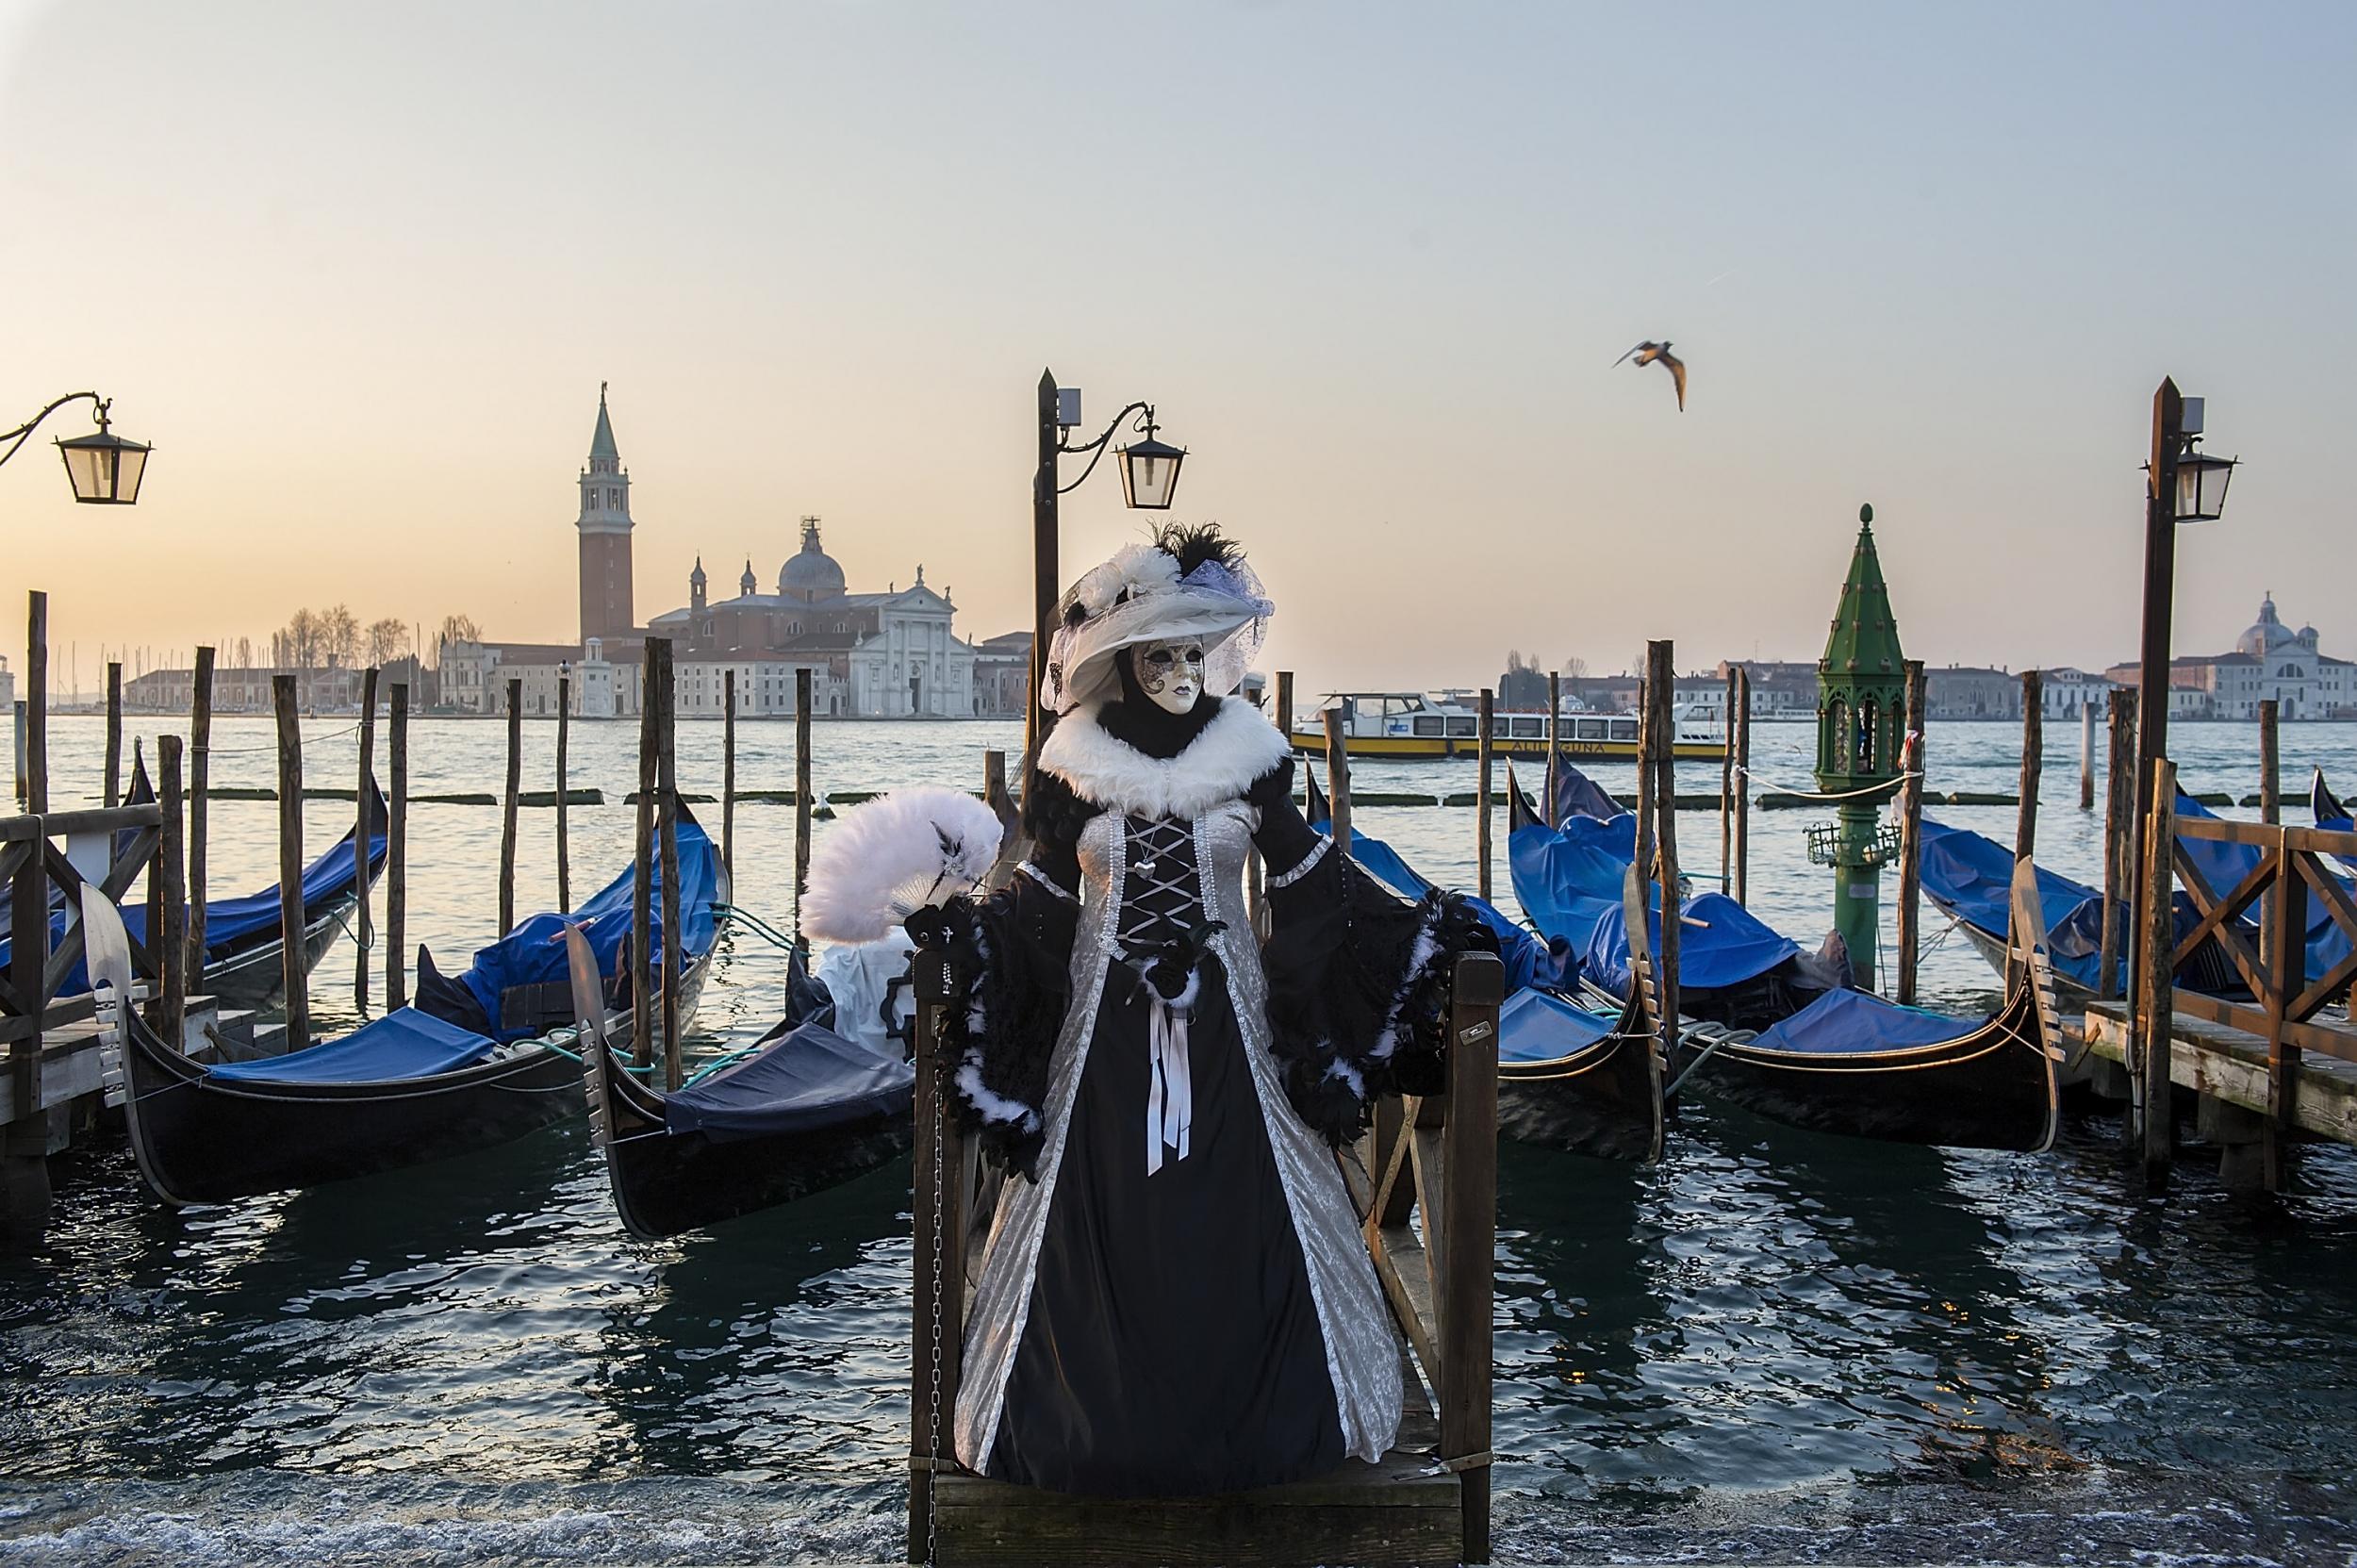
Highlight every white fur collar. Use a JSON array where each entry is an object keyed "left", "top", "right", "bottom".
[{"left": 1040, "top": 696, "right": 1291, "bottom": 819}]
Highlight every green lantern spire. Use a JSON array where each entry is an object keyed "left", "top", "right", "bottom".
[{"left": 1809, "top": 503, "right": 1908, "bottom": 992}]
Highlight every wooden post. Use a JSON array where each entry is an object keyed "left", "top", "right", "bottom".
[
  {"left": 1546, "top": 669, "right": 1562, "bottom": 827},
  {"left": 555, "top": 672, "right": 571, "bottom": 912},
  {"left": 103, "top": 662, "right": 123, "bottom": 809},
  {"left": 1634, "top": 672, "right": 1657, "bottom": 921},
  {"left": 657, "top": 643, "right": 684, "bottom": 1092},
  {"left": 1645, "top": 643, "right": 1681, "bottom": 1039},
  {"left": 1720, "top": 667, "right": 1738, "bottom": 885},
  {"left": 25, "top": 591, "right": 46, "bottom": 815},
  {"left": 795, "top": 668, "right": 814, "bottom": 933},
  {"left": 1276, "top": 670, "right": 1295, "bottom": 752},
  {"left": 2259, "top": 699, "right": 2280, "bottom": 825},
  {"left": 1894, "top": 659, "right": 1927, "bottom": 1005},
  {"left": 2080, "top": 701, "right": 2097, "bottom": 811},
  {"left": 157, "top": 734, "right": 187, "bottom": 1048},
  {"left": 272, "top": 674, "right": 308, "bottom": 1053},
  {"left": 1439, "top": 950, "right": 1502, "bottom": 1565},
  {"left": 2008, "top": 669, "right": 2043, "bottom": 990},
  {"left": 1025, "top": 368, "right": 1062, "bottom": 806},
  {"left": 188, "top": 647, "right": 213, "bottom": 982},
  {"left": 499, "top": 677, "right": 522, "bottom": 936},
  {"left": 722, "top": 668, "right": 737, "bottom": 876},
  {"left": 2134, "top": 761, "right": 2177, "bottom": 1180},
  {"left": 1324, "top": 706, "right": 1352, "bottom": 854},
  {"left": 12, "top": 816, "right": 48, "bottom": 1122},
  {"left": 354, "top": 667, "right": 377, "bottom": 1011},
  {"left": 1731, "top": 666, "right": 1751, "bottom": 906},
  {"left": 907, "top": 948, "right": 967, "bottom": 1561},
  {"left": 2098, "top": 690, "right": 2137, "bottom": 1002},
  {"left": 2261, "top": 821, "right": 2304, "bottom": 1192},
  {"left": 387, "top": 684, "right": 408, "bottom": 1009},
  {"left": 10, "top": 699, "right": 23, "bottom": 803},
  {"left": 1475, "top": 689, "right": 1493, "bottom": 901},
  {"left": 633, "top": 644, "right": 659, "bottom": 1066}
]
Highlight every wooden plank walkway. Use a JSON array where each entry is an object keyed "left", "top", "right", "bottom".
[{"left": 2084, "top": 999, "right": 2357, "bottom": 1146}]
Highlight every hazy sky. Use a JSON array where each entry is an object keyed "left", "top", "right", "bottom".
[{"left": 3, "top": 1, "right": 2351, "bottom": 698}]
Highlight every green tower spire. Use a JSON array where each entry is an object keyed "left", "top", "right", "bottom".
[{"left": 1810, "top": 503, "right": 1908, "bottom": 992}]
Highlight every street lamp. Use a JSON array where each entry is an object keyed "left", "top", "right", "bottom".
[
  {"left": 1, "top": 392, "right": 153, "bottom": 503},
  {"left": 1029, "top": 369, "right": 1189, "bottom": 767},
  {"left": 2127, "top": 376, "right": 2234, "bottom": 1174}
]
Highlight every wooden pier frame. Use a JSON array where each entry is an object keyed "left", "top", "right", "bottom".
[
  {"left": 1893, "top": 660, "right": 1927, "bottom": 1005},
  {"left": 387, "top": 683, "right": 409, "bottom": 1009},
  {"left": 272, "top": 674, "right": 309, "bottom": 1054},
  {"left": 910, "top": 949, "right": 1505, "bottom": 1566}
]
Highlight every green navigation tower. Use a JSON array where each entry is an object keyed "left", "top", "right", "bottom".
[{"left": 1809, "top": 504, "right": 1907, "bottom": 992}]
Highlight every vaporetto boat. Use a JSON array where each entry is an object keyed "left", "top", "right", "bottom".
[{"left": 1289, "top": 691, "right": 1724, "bottom": 760}]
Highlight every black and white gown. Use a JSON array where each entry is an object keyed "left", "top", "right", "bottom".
[{"left": 945, "top": 696, "right": 1478, "bottom": 1497}]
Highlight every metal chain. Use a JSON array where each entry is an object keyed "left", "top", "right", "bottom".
[{"left": 924, "top": 1002, "right": 948, "bottom": 1568}]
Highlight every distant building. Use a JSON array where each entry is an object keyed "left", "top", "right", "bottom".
[
  {"left": 124, "top": 665, "right": 371, "bottom": 714},
  {"left": 972, "top": 632, "right": 1033, "bottom": 719},
  {"left": 441, "top": 388, "right": 984, "bottom": 718},
  {"left": 1716, "top": 660, "right": 1819, "bottom": 719},
  {"left": 1925, "top": 666, "right": 2019, "bottom": 721},
  {"left": 2038, "top": 667, "right": 2117, "bottom": 718},
  {"left": 2105, "top": 594, "right": 2353, "bottom": 719}
]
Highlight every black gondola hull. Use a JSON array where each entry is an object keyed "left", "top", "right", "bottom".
[
  {"left": 586, "top": 1031, "right": 915, "bottom": 1240},
  {"left": 1495, "top": 997, "right": 1664, "bottom": 1164},
  {"left": 199, "top": 895, "right": 361, "bottom": 1009},
  {"left": 1670, "top": 985, "right": 2058, "bottom": 1153}
]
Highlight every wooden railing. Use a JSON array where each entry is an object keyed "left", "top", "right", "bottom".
[
  {"left": 1, "top": 785, "right": 182, "bottom": 1117},
  {"left": 2133, "top": 761, "right": 2357, "bottom": 1161}
]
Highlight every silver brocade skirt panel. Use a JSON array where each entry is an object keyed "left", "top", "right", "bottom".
[{"left": 954, "top": 801, "right": 1402, "bottom": 1471}]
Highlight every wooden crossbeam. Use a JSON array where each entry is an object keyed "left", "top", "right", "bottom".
[{"left": 2170, "top": 843, "right": 2269, "bottom": 1001}]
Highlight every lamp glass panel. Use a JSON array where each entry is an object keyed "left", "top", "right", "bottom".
[
  {"left": 2174, "top": 454, "right": 2232, "bottom": 523},
  {"left": 1119, "top": 441, "right": 1184, "bottom": 509},
  {"left": 111, "top": 445, "right": 148, "bottom": 503}
]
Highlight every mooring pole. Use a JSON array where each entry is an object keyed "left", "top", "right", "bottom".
[
  {"left": 387, "top": 683, "right": 408, "bottom": 1009},
  {"left": 1546, "top": 669, "right": 1562, "bottom": 827},
  {"left": 633, "top": 644, "right": 658, "bottom": 1066},
  {"left": 2128, "top": 377, "right": 2185, "bottom": 1127},
  {"left": 555, "top": 672, "right": 571, "bottom": 912},
  {"left": 499, "top": 677, "right": 522, "bottom": 936},
  {"left": 1732, "top": 666, "right": 1752, "bottom": 906},
  {"left": 1475, "top": 689, "right": 1493, "bottom": 901},
  {"left": 355, "top": 667, "right": 378, "bottom": 1011},
  {"left": 2134, "top": 761, "right": 2178, "bottom": 1181},
  {"left": 25, "top": 591, "right": 47, "bottom": 815},
  {"left": 1646, "top": 642, "right": 1682, "bottom": 1039},
  {"left": 657, "top": 641, "right": 683, "bottom": 1091},
  {"left": 1721, "top": 667, "right": 1738, "bottom": 885},
  {"left": 272, "top": 673, "right": 308, "bottom": 1053},
  {"left": 722, "top": 667, "right": 737, "bottom": 877},
  {"left": 2008, "top": 669, "right": 2043, "bottom": 991},
  {"left": 1026, "top": 367, "right": 1061, "bottom": 806},
  {"left": 1894, "top": 659, "right": 1927, "bottom": 1005},
  {"left": 2081, "top": 701, "right": 2097, "bottom": 811},
  {"left": 188, "top": 646, "right": 213, "bottom": 982},
  {"left": 103, "top": 661, "right": 123, "bottom": 809},
  {"left": 157, "top": 734, "right": 187, "bottom": 1048},
  {"left": 1324, "top": 705, "right": 1352, "bottom": 855},
  {"left": 2098, "top": 690, "right": 2137, "bottom": 1003},
  {"left": 795, "top": 668, "right": 814, "bottom": 938}
]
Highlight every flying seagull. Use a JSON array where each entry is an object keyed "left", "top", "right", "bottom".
[{"left": 1614, "top": 340, "right": 1687, "bottom": 411}]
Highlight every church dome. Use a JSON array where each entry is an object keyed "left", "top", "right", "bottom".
[
  {"left": 2235, "top": 593, "right": 2292, "bottom": 659},
  {"left": 780, "top": 519, "right": 847, "bottom": 602}
]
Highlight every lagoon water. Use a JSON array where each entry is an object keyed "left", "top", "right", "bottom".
[{"left": 4, "top": 712, "right": 2355, "bottom": 1564}]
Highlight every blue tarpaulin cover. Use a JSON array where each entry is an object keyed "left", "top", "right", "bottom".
[
  {"left": 1497, "top": 986, "right": 1620, "bottom": 1065},
  {"left": 1742, "top": 985, "right": 1979, "bottom": 1057},
  {"left": 206, "top": 1005, "right": 496, "bottom": 1083},
  {"left": 1508, "top": 814, "right": 1798, "bottom": 998},
  {"left": 1550, "top": 755, "right": 1628, "bottom": 829},
  {"left": 1913, "top": 816, "right": 2114, "bottom": 987},
  {"left": 456, "top": 814, "right": 721, "bottom": 1041},
  {"left": 1304, "top": 780, "right": 1579, "bottom": 994},
  {"left": 666, "top": 1019, "right": 913, "bottom": 1142}
]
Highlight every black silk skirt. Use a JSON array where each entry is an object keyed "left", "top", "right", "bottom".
[{"left": 985, "top": 959, "right": 1346, "bottom": 1496}]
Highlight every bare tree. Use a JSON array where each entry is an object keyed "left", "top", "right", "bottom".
[
  {"left": 1561, "top": 655, "right": 1590, "bottom": 680},
  {"left": 321, "top": 604, "right": 360, "bottom": 668},
  {"left": 438, "top": 613, "right": 482, "bottom": 650},
  {"left": 277, "top": 608, "right": 322, "bottom": 668},
  {"left": 365, "top": 618, "right": 409, "bottom": 667}
]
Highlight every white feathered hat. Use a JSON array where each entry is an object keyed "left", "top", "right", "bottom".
[{"left": 1039, "top": 524, "right": 1273, "bottom": 716}]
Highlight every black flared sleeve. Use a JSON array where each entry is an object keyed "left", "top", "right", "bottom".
[
  {"left": 1249, "top": 757, "right": 1495, "bottom": 1144},
  {"left": 935, "top": 767, "right": 1097, "bottom": 1179}
]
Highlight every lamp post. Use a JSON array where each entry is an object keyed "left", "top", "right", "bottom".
[
  {"left": 0, "top": 392, "right": 153, "bottom": 503},
  {"left": 2127, "top": 377, "right": 2234, "bottom": 1168},
  {"left": 1028, "top": 368, "right": 1188, "bottom": 779}
]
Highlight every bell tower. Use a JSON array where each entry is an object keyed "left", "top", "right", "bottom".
[{"left": 577, "top": 382, "right": 636, "bottom": 644}]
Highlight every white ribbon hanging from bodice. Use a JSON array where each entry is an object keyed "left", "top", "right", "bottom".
[{"left": 1146, "top": 996, "right": 1193, "bottom": 1175}]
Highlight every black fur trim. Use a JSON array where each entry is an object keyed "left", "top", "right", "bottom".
[{"left": 939, "top": 870, "right": 1077, "bottom": 1179}]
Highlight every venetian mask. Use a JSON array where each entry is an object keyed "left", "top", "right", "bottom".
[{"left": 1136, "top": 638, "right": 1205, "bottom": 715}]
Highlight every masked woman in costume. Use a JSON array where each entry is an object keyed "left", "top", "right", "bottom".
[{"left": 825, "top": 525, "right": 1488, "bottom": 1498}]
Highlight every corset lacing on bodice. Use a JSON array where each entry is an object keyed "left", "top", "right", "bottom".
[{"left": 1114, "top": 814, "right": 1220, "bottom": 1174}]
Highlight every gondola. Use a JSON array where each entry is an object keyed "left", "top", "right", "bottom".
[
  {"left": 1305, "top": 767, "right": 1665, "bottom": 1162},
  {"left": 1516, "top": 758, "right": 2060, "bottom": 1151},
  {"left": 3, "top": 765, "right": 388, "bottom": 1009},
  {"left": 575, "top": 935, "right": 915, "bottom": 1239},
  {"left": 84, "top": 807, "right": 725, "bottom": 1207}
]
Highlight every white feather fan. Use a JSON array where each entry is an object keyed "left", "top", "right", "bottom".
[{"left": 801, "top": 785, "right": 1006, "bottom": 944}]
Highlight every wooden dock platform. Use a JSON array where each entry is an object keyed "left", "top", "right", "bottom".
[{"left": 2084, "top": 999, "right": 2357, "bottom": 1147}]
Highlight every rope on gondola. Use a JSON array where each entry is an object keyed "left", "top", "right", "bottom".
[{"left": 714, "top": 901, "right": 801, "bottom": 954}]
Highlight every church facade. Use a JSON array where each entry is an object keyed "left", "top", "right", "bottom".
[
  {"left": 441, "top": 388, "right": 992, "bottom": 718},
  {"left": 2106, "top": 594, "right": 2354, "bottom": 720}
]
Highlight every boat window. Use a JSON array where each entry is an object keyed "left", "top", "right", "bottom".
[
  {"left": 1446, "top": 717, "right": 1477, "bottom": 737},
  {"left": 1510, "top": 717, "right": 1542, "bottom": 738},
  {"left": 1413, "top": 716, "right": 1444, "bottom": 737},
  {"left": 1610, "top": 719, "right": 1636, "bottom": 741},
  {"left": 1576, "top": 718, "right": 1607, "bottom": 739}
]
